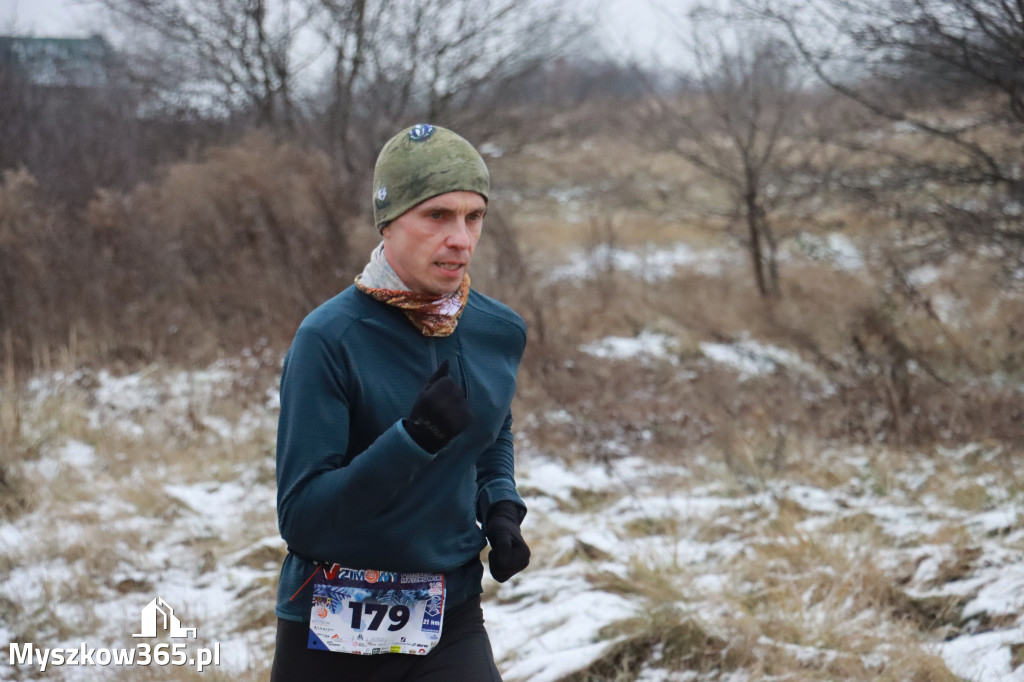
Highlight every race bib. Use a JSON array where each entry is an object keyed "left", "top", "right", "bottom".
[{"left": 307, "top": 565, "right": 445, "bottom": 656}]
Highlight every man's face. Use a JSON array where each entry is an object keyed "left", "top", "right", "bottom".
[{"left": 381, "top": 191, "right": 486, "bottom": 296}]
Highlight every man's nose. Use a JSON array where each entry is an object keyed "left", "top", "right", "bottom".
[{"left": 446, "top": 218, "right": 473, "bottom": 249}]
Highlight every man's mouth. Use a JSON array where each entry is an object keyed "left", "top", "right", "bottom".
[{"left": 436, "top": 262, "right": 465, "bottom": 272}]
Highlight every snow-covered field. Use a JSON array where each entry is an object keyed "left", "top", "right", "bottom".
[
  {"left": 2, "top": 240, "right": 1022, "bottom": 681},
  {"left": 1, "top": 347, "right": 1020, "bottom": 680}
]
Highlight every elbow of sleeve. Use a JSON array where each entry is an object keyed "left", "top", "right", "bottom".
[
  {"left": 278, "top": 509, "right": 298, "bottom": 548},
  {"left": 277, "top": 494, "right": 309, "bottom": 551}
]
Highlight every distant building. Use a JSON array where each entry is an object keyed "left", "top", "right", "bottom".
[
  {"left": 0, "top": 35, "right": 116, "bottom": 89},
  {"left": 0, "top": 35, "right": 137, "bottom": 205}
]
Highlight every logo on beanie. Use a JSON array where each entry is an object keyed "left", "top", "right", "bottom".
[
  {"left": 376, "top": 187, "right": 388, "bottom": 204},
  {"left": 408, "top": 124, "right": 435, "bottom": 142}
]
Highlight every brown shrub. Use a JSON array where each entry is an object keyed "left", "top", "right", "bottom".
[
  {"left": 1, "top": 133, "right": 365, "bottom": 369},
  {"left": 0, "top": 168, "right": 102, "bottom": 366}
]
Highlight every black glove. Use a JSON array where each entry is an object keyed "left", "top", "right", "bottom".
[
  {"left": 485, "top": 501, "right": 530, "bottom": 583},
  {"left": 404, "top": 360, "right": 473, "bottom": 454}
]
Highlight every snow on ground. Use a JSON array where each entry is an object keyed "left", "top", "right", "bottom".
[
  {"left": 2, "top": 359, "right": 1023, "bottom": 681},
  {"left": 697, "top": 336, "right": 820, "bottom": 381},
  {"left": 788, "top": 232, "right": 865, "bottom": 272},
  {"left": 580, "top": 331, "right": 682, "bottom": 366},
  {"left": 579, "top": 329, "right": 824, "bottom": 383},
  {"left": 547, "top": 231, "right": 865, "bottom": 284},
  {"left": 2, "top": 241, "right": 1021, "bottom": 681},
  {"left": 546, "top": 243, "right": 738, "bottom": 282}
]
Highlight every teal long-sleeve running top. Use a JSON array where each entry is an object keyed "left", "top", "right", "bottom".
[{"left": 274, "top": 285, "right": 528, "bottom": 622}]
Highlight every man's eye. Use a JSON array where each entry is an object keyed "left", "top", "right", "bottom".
[{"left": 430, "top": 212, "right": 444, "bottom": 219}]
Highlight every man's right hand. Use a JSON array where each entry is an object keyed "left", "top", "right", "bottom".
[{"left": 404, "top": 360, "right": 473, "bottom": 453}]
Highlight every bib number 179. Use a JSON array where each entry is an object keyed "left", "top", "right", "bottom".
[{"left": 349, "top": 602, "right": 411, "bottom": 632}]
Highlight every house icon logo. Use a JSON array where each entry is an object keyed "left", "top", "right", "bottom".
[{"left": 132, "top": 597, "right": 197, "bottom": 639}]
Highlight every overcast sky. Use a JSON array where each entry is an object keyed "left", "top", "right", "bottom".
[
  {"left": 1, "top": 0, "right": 99, "bottom": 35},
  {"left": 0, "top": 0, "right": 686, "bottom": 66}
]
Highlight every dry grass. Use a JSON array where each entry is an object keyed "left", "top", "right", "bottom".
[
  {"left": 1, "top": 334, "right": 29, "bottom": 520},
  {"left": 557, "top": 503, "right": 967, "bottom": 680},
  {"left": 558, "top": 608, "right": 749, "bottom": 681},
  {"left": 508, "top": 216, "right": 1023, "bottom": 462},
  {"left": 510, "top": 412, "right": 1017, "bottom": 681},
  {"left": 701, "top": 521, "right": 962, "bottom": 679},
  {"left": 5, "top": 345, "right": 1019, "bottom": 681},
  {"left": 3, "top": 104, "right": 1022, "bottom": 681},
  {"left": 0, "top": 360, "right": 282, "bottom": 681}
]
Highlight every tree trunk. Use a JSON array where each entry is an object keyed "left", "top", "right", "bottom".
[{"left": 745, "top": 189, "right": 770, "bottom": 297}]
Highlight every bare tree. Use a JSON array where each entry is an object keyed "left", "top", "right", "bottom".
[
  {"left": 314, "top": 0, "right": 369, "bottom": 168},
  {"left": 94, "top": 0, "right": 313, "bottom": 128},
  {"left": 741, "top": 0, "right": 1024, "bottom": 272},
  {"left": 646, "top": 16, "right": 824, "bottom": 298},
  {"left": 309, "top": 0, "right": 594, "bottom": 171},
  {"left": 85, "top": 0, "right": 591, "bottom": 162}
]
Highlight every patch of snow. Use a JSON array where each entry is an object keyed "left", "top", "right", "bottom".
[
  {"left": 792, "top": 232, "right": 865, "bottom": 271},
  {"left": 541, "top": 408, "right": 575, "bottom": 425},
  {"left": 938, "top": 627, "right": 1024, "bottom": 682},
  {"left": 962, "top": 563, "right": 1024, "bottom": 619},
  {"left": 479, "top": 142, "right": 504, "bottom": 158},
  {"left": 780, "top": 484, "right": 846, "bottom": 514},
  {"left": 580, "top": 331, "right": 680, "bottom": 365},
  {"left": 488, "top": 569, "right": 637, "bottom": 682},
  {"left": 548, "top": 243, "right": 733, "bottom": 282},
  {"left": 909, "top": 264, "right": 943, "bottom": 286},
  {"left": 517, "top": 457, "right": 617, "bottom": 502},
  {"left": 4, "top": 359, "right": 1024, "bottom": 682},
  {"left": 699, "top": 336, "right": 814, "bottom": 380}
]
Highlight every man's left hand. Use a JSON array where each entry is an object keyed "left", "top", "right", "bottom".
[{"left": 485, "top": 501, "right": 530, "bottom": 583}]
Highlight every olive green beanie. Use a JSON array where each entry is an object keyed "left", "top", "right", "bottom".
[{"left": 372, "top": 124, "right": 490, "bottom": 231}]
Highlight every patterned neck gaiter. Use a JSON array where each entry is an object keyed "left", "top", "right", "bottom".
[{"left": 355, "top": 243, "right": 470, "bottom": 337}]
